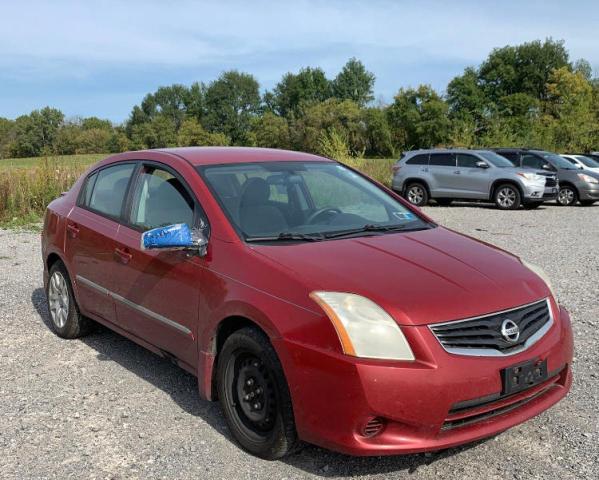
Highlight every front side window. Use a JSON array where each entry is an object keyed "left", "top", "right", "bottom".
[
  {"left": 576, "top": 155, "right": 599, "bottom": 168},
  {"left": 522, "top": 154, "right": 548, "bottom": 170},
  {"left": 129, "top": 165, "right": 195, "bottom": 230},
  {"left": 537, "top": 152, "right": 577, "bottom": 170},
  {"left": 495, "top": 152, "right": 519, "bottom": 165},
  {"left": 200, "top": 161, "right": 431, "bottom": 240},
  {"left": 85, "top": 163, "right": 135, "bottom": 218},
  {"left": 456, "top": 154, "right": 480, "bottom": 168}
]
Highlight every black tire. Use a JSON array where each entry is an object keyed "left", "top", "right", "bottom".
[
  {"left": 493, "top": 184, "right": 521, "bottom": 210},
  {"left": 523, "top": 202, "right": 543, "bottom": 210},
  {"left": 216, "top": 327, "right": 297, "bottom": 459},
  {"left": 404, "top": 182, "right": 429, "bottom": 206},
  {"left": 46, "top": 261, "right": 92, "bottom": 338},
  {"left": 557, "top": 185, "right": 578, "bottom": 206},
  {"left": 579, "top": 200, "right": 596, "bottom": 206},
  {"left": 435, "top": 198, "right": 453, "bottom": 206}
]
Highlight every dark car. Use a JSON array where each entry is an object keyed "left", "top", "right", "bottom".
[
  {"left": 41, "top": 147, "right": 573, "bottom": 459},
  {"left": 494, "top": 148, "right": 599, "bottom": 206}
]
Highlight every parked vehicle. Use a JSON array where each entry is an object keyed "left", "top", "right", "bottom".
[
  {"left": 494, "top": 148, "right": 599, "bottom": 206},
  {"left": 561, "top": 154, "right": 599, "bottom": 174},
  {"left": 42, "top": 147, "right": 573, "bottom": 459},
  {"left": 391, "top": 149, "right": 557, "bottom": 210}
]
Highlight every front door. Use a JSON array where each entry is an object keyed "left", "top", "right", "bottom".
[
  {"left": 453, "top": 153, "right": 491, "bottom": 198},
  {"left": 112, "top": 163, "right": 207, "bottom": 369},
  {"left": 65, "top": 163, "right": 136, "bottom": 323}
]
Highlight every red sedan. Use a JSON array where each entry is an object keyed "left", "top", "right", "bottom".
[{"left": 41, "top": 147, "right": 573, "bottom": 459}]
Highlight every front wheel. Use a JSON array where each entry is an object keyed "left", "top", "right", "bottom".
[
  {"left": 217, "top": 327, "right": 297, "bottom": 459},
  {"left": 494, "top": 184, "right": 521, "bottom": 210},
  {"left": 557, "top": 186, "right": 578, "bottom": 206}
]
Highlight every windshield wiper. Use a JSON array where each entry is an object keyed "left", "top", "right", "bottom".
[
  {"left": 245, "top": 232, "right": 325, "bottom": 243},
  {"left": 323, "top": 223, "right": 423, "bottom": 239}
]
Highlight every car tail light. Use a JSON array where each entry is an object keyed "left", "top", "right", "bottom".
[{"left": 362, "top": 417, "right": 385, "bottom": 437}]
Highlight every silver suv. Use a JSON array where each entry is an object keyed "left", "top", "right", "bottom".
[{"left": 392, "top": 149, "right": 558, "bottom": 210}]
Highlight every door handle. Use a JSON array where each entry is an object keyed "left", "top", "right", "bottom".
[
  {"left": 66, "top": 222, "right": 80, "bottom": 238},
  {"left": 114, "top": 247, "right": 133, "bottom": 264}
]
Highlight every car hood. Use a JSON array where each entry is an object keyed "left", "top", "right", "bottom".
[{"left": 250, "top": 227, "right": 550, "bottom": 326}]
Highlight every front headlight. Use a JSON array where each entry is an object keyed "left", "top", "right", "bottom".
[
  {"left": 310, "top": 291, "right": 415, "bottom": 361},
  {"left": 517, "top": 172, "right": 543, "bottom": 182},
  {"left": 577, "top": 173, "right": 599, "bottom": 184},
  {"left": 521, "top": 260, "right": 557, "bottom": 299}
]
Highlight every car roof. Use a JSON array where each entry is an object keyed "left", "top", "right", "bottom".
[
  {"left": 403, "top": 148, "right": 494, "bottom": 155},
  {"left": 152, "top": 147, "right": 330, "bottom": 166}
]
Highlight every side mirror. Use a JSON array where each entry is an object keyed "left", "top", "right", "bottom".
[
  {"left": 476, "top": 161, "right": 489, "bottom": 169},
  {"left": 542, "top": 164, "right": 553, "bottom": 171},
  {"left": 141, "top": 223, "right": 208, "bottom": 257}
]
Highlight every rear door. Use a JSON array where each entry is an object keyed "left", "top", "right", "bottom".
[
  {"left": 428, "top": 153, "right": 457, "bottom": 196},
  {"left": 112, "top": 162, "right": 208, "bottom": 369},
  {"left": 453, "top": 153, "right": 491, "bottom": 198},
  {"left": 65, "top": 163, "right": 136, "bottom": 323}
]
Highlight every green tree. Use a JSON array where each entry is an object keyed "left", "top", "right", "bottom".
[
  {"left": 130, "top": 115, "right": 177, "bottom": 150},
  {"left": 272, "top": 67, "right": 332, "bottom": 117},
  {"left": 176, "top": 118, "right": 229, "bottom": 146},
  {"left": 204, "top": 71, "right": 261, "bottom": 144},
  {"left": 361, "top": 107, "right": 394, "bottom": 157},
  {"left": 386, "top": 85, "right": 450, "bottom": 150},
  {"left": 10, "top": 107, "right": 64, "bottom": 157},
  {"left": 332, "top": 58, "right": 375, "bottom": 106},
  {"left": 0, "top": 117, "right": 15, "bottom": 158},
  {"left": 478, "top": 39, "right": 570, "bottom": 102},
  {"left": 446, "top": 67, "right": 488, "bottom": 121},
  {"left": 248, "top": 112, "right": 291, "bottom": 149}
]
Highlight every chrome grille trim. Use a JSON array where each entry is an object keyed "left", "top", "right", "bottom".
[{"left": 428, "top": 298, "right": 553, "bottom": 357}]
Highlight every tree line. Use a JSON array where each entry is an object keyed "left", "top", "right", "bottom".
[{"left": 1, "top": 39, "right": 598, "bottom": 160}]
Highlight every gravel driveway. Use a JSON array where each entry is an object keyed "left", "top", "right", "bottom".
[{"left": 1, "top": 203, "right": 598, "bottom": 479}]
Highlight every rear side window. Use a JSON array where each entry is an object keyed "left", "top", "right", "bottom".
[
  {"left": 405, "top": 154, "right": 428, "bottom": 165},
  {"left": 429, "top": 153, "right": 455, "bottom": 167},
  {"left": 497, "top": 152, "right": 519, "bottom": 165},
  {"left": 457, "top": 154, "right": 480, "bottom": 168},
  {"left": 522, "top": 154, "right": 546, "bottom": 170},
  {"left": 85, "top": 163, "right": 135, "bottom": 218}
]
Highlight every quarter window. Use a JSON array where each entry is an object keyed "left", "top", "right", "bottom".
[
  {"left": 86, "top": 163, "right": 135, "bottom": 218},
  {"left": 497, "top": 152, "right": 519, "bottom": 165},
  {"left": 129, "top": 166, "right": 195, "bottom": 230},
  {"left": 456, "top": 154, "right": 480, "bottom": 168},
  {"left": 429, "top": 153, "right": 455, "bottom": 167}
]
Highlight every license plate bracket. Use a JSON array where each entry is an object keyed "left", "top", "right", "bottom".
[{"left": 501, "top": 359, "right": 548, "bottom": 395}]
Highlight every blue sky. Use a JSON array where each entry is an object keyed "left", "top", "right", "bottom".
[{"left": 1, "top": 0, "right": 598, "bottom": 123}]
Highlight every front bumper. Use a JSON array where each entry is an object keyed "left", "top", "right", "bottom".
[
  {"left": 279, "top": 303, "right": 573, "bottom": 456},
  {"left": 578, "top": 184, "right": 599, "bottom": 200},
  {"left": 521, "top": 181, "right": 552, "bottom": 201}
]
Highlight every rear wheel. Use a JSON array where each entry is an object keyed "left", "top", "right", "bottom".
[
  {"left": 404, "top": 183, "right": 429, "bottom": 206},
  {"left": 557, "top": 185, "right": 578, "bottom": 206},
  {"left": 46, "top": 261, "right": 92, "bottom": 338},
  {"left": 217, "top": 327, "right": 297, "bottom": 459},
  {"left": 494, "top": 184, "right": 521, "bottom": 210},
  {"left": 579, "top": 200, "right": 596, "bottom": 206},
  {"left": 435, "top": 198, "right": 453, "bottom": 206}
]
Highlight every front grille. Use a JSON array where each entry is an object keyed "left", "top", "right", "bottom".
[
  {"left": 545, "top": 177, "right": 557, "bottom": 187},
  {"left": 429, "top": 299, "right": 552, "bottom": 356}
]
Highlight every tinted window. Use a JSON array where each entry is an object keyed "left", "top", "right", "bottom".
[
  {"left": 563, "top": 157, "right": 578, "bottom": 165},
  {"left": 87, "top": 164, "right": 135, "bottom": 218},
  {"left": 129, "top": 166, "right": 195, "bottom": 230},
  {"left": 522, "top": 154, "right": 548, "bottom": 170},
  {"left": 496, "top": 152, "right": 519, "bottom": 165},
  {"left": 456, "top": 154, "right": 480, "bottom": 168},
  {"left": 406, "top": 154, "right": 428, "bottom": 165},
  {"left": 429, "top": 153, "right": 455, "bottom": 167},
  {"left": 576, "top": 155, "right": 599, "bottom": 168}
]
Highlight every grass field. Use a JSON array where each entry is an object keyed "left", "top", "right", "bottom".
[{"left": 0, "top": 153, "right": 396, "bottom": 227}]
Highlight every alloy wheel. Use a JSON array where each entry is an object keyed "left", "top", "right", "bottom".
[
  {"left": 558, "top": 188, "right": 575, "bottom": 206},
  {"left": 48, "top": 271, "right": 69, "bottom": 328},
  {"left": 407, "top": 186, "right": 425, "bottom": 205},
  {"left": 497, "top": 187, "right": 516, "bottom": 208}
]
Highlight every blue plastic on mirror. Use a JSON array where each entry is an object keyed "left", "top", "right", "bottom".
[{"left": 141, "top": 223, "right": 194, "bottom": 250}]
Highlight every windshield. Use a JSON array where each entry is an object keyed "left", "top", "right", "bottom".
[
  {"left": 538, "top": 152, "right": 578, "bottom": 170},
  {"left": 199, "top": 161, "right": 431, "bottom": 240},
  {"left": 478, "top": 151, "right": 515, "bottom": 167},
  {"left": 575, "top": 155, "right": 599, "bottom": 168}
]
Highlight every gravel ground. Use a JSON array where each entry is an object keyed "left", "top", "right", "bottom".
[{"left": 1, "top": 203, "right": 598, "bottom": 479}]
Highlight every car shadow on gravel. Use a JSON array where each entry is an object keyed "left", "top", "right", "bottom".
[{"left": 31, "top": 287, "right": 490, "bottom": 477}]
